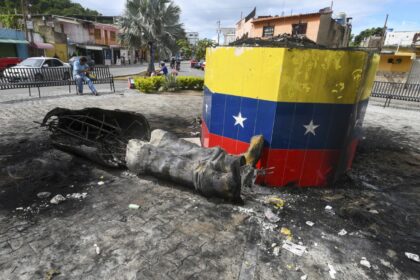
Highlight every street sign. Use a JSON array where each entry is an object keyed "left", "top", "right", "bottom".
[{"left": 26, "top": 21, "right": 33, "bottom": 30}]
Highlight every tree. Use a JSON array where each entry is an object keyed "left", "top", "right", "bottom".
[
  {"left": 195, "top": 39, "right": 216, "bottom": 60},
  {"left": 118, "top": 0, "right": 185, "bottom": 74},
  {"left": 0, "top": 0, "right": 101, "bottom": 16},
  {"left": 352, "top": 27, "right": 383, "bottom": 46},
  {"left": 176, "top": 39, "right": 193, "bottom": 59}
]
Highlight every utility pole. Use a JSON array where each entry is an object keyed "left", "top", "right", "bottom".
[
  {"left": 21, "top": 0, "right": 28, "bottom": 40},
  {"left": 379, "top": 14, "right": 388, "bottom": 52},
  {"left": 216, "top": 20, "right": 221, "bottom": 45}
]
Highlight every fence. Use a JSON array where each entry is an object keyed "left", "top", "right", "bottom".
[
  {"left": 0, "top": 66, "right": 115, "bottom": 98},
  {"left": 371, "top": 81, "right": 420, "bottom": 107}
]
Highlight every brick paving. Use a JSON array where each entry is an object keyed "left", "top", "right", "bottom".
[{"left": 0, "top": 89, "right": 419, "bottom": 280}]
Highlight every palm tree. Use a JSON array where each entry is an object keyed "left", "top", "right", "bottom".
[{"left": 119, "top": 0, "right": 185, "bottom": 74}]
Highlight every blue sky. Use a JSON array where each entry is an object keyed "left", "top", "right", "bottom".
[{"left": 74, "top": 0, "right": 420, "bottom": 39}]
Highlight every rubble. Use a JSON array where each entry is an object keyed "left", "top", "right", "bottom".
[
  {"left": 128, "top": 204, "right": 140, "bottom": 209},
  {"left": 305, "top": 221, "right": 314, "bottom": 227},
  {"left": 282, "top": 240, "right": 306, "bottom": 256},
  {"left": 360, "top": 257, "right": 371, "bottom": 268},
  {"left": 405, "top": 252, "right": 420, "bottom": 263},
  {"left": 328, "top": 264, "right": 337, "bottom": 279},
  {"left": 50, "top": 194, "right": 66, "bottom": 205},
  {"left": 37, "top": 192, "right": 51, "bottom": 199},
  {"left": 338, "top": 229, "right": 348, "bottom": 236},
  {"left": 264, "top": 208, "right": 280, "bottom": 223},
  {"left": 66, "top": 193, "right": 87, "bottom": 200}
]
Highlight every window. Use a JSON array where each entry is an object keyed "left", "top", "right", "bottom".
[
  {"left": 262, "top": 26, "right": 274, "bottom": 37},
  {"left": 292, "top": 23, "right": 308, "bottom": 35},
  {"left": 110, "top": 31, "right": 116, "bottom": 41},
  {"left": 387, "top": 58, "right": 394, "bottom": 64},
  {"left": 395, "top": 58, "right": 402, "bottom": 64},
  {"left": 52, "top": 59, "right": 63, "bottom": 67},
  {"left": 94, "top": 29, "right": 101, "bottom": 40}
]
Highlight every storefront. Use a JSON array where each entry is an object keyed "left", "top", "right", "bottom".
[
  {"left": 76, "top": 45, "right": 105, "bottom": 64},
  {"left": 0, "top": 28, "right": 29, "bottom": 59}
]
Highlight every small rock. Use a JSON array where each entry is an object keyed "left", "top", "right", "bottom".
[
  {"left": 369, "top": 209, "right": 379, "bottom": 214},
  {"left": 66, "top": 193, "right": 87, "bottom": 200},
  {"left": 37, "top": 192, "right": 51, "bottom": 199},
  {"left": 405, "top": 252, "right": 420, "bottom": 262},
  {"left": 301, "top": 275, "right": 308, "bottom": 280},
  {"left": 94, "top": 243, "right": 100, "bottom": 255},
  {"left": 273, "top": 246, "right": 280, "bottom": 256},
  {"left": 306, "top": 221, "right": 314, "bottom": 227},
  {"left": 325, "top": 205, "right": 333, "bottom": 210},
  {"left": 128, "top": 204, "right": 140, "bottom": 209},
  {"left": 328, "top": 264, "right": 337, "bottom": 279},
  {"left": 97, "top": 181, "right": 105, "bottom": 186},
  {"left": 360, "top": 257, "right": 371, "bottom": 268},
  {"left": 338, "top": 229, "right": 348, "bottom": 236},
  {"left": 50, "top": 194, "right": 66, "bottom": 205}
]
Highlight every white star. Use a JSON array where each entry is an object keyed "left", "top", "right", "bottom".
[
  {"left": 233, "top": 112, "right": 247, "bottom": 128},
  {"left": 303, "top": 120, "right": 320, "bottom": 136}
]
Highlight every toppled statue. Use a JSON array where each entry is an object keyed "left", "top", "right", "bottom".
[
  {"left": 126, "top": 130, "right": 264, "bottom": 203},
  {"left": 41, "top": 108, "right": 264, "bottom": 203}
]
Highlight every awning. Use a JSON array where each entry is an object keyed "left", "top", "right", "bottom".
[
  {"left": 54, "top": 17, "right": 80, "bottom": 25},
  {"left": 0, "top": 38, "right": 29, "bottom": 44},
  {"left": 77, "top": 45, "right": 104, "bottom": 51},
  {"left": 31, "top": 42, "right": 54, "bottom": 49},
  {"left": 110, "top": 45, "right": 121, "bottom": 48}
]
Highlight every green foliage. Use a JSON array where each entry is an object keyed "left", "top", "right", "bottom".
[
  {"left": 176, "top": 39, "right": 193, "bottom": 58},
  {"left": 162, "top": 75, "right": 178, "bottom": 91},
  {"left": 119, "top": 0, "right": 186, "bottom": 73},
  {"left": 352, "top": 27, "right": 383, "bottom": 46},
  {"left": 134, "top": 76, "right": 204, "bottom": 93},
  {"left": 195, "top": 39, "right": 216, "bottom": 60},
  {"left": 0, "top": 0, "right": 101, "bottom": 16},
  {"left": 134, "top": 76, "right": 165, "bottom": 93},
  {"left": 177, "top": 76, "right": 204, "bottom": 90},
  {"left": 0, "top": 14, "right": 20, "bottom": 29}
]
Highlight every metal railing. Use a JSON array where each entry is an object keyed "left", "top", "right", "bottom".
[
  {"left": 371, "top": 81, "right": 420, "bottom": 107},
  {"left": 0, "top": 66, "right": 115, "bottom": 97}
]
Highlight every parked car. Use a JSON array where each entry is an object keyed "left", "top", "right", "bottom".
[
  {"left": 190, "top": 58, "right": 198, "bottom": 68},
  {"left": 0, "top": 57, "right": 22, "bottom": 77},
  {"left": 193, "top": 60, "right": 204, "bottom": 69},
  {"left": 68, "top": 56, "right": 95, "bottom": 69},
  {"left": 3, "top": 57, "right": 71, "bottom": 82}
]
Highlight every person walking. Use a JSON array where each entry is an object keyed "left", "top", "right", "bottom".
[{"left": 73, "top": 57, "right": 98, "bottom": 96}]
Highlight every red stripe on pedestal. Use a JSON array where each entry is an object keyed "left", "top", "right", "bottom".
[
  {"left": 257, "top": 149, "right": 340, "bottom": 187},
  {"left": 346, "top": 138, "right": 359, "bottom": 170},
  {"left": 202, "top": 121, "right": 342, "bottom": 187}
]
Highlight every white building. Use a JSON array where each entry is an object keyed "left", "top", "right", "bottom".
[
  {"left": 186, "top": 32, "right": 199, "bottom": 45},
  {"left": 384, "top": 31, "right": 418, "bottom": 47},
  {"left": 220, "top": 28, "right": 236, "bottom": 45}
]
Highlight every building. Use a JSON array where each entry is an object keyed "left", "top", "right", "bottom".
[
  {"left": 220, "top": 28, "right": 235, "bottom": 45},
  {"left": 376, "top": 31, "right": 420, "bottom": 83},
  {"left": 186, "top": 32, "right": 199, "bottom": 45},
  {"left": 0, "top": 28, "right": 29, "bottom": 59},
  {"left": 235, "top": 8, "right": 352, "bottom": 48},
  {"left": 28, "top": 15, "right": 135, "bottom": 65}
]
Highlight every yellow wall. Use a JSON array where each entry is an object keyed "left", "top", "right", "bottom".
[
  {"left": 205, "top": 47, "right": 379, "bottom": 104},
  {"left": 45, "top": 43, "right": 68, "bottom": 62},
  {"left": 378, "top": 54, "right": 413, "bottom": 73}
]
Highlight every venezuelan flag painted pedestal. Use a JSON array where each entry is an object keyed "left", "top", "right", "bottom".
[{"left": 201, "top": 47, "right": 379, "bottom": 187}]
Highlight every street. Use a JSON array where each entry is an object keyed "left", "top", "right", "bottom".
[{"left": 0, "top": 64, "right": 204, "bottom": 104}]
